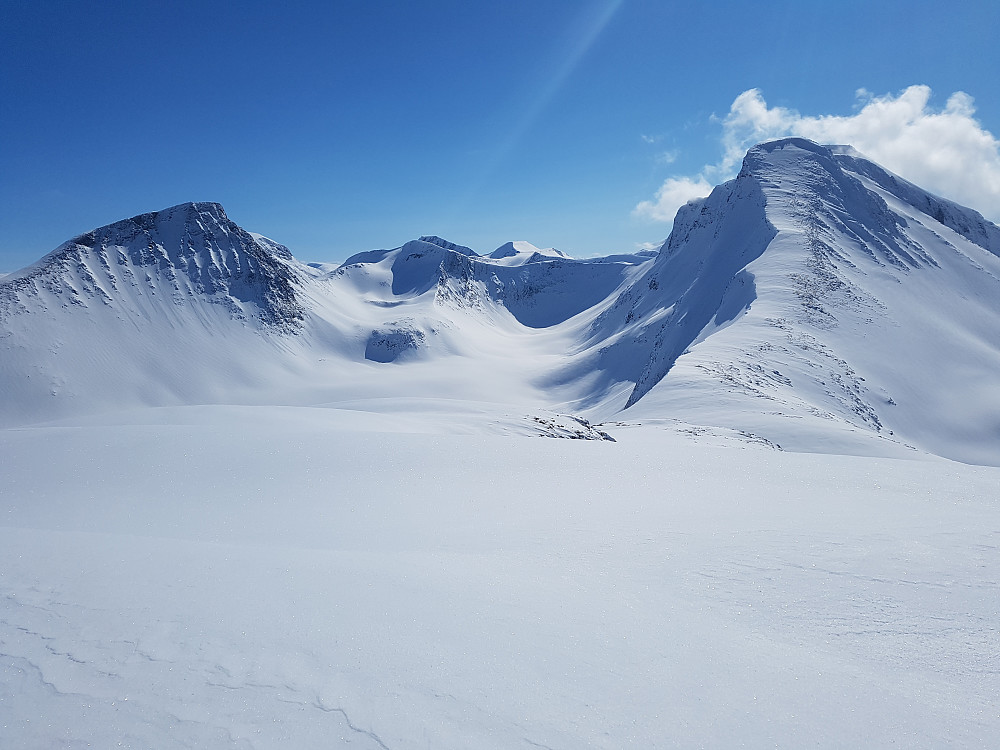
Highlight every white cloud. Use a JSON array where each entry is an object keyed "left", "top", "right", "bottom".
[
  {"left": 635, "top": 239, "right": 665, "bottom": 252},
  {"left": 636, "top": 85, "right": 1000, "bottom": 223},
  {"left": 633, "top": 176, "right": 715, "bottom": 222},
  {"left": 656, "top": 149, "right": 679, "bottom": 165}
]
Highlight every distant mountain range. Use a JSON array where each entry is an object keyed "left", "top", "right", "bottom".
[{"left": 3, "top": 138, "right": 1000, "bottom": 464}]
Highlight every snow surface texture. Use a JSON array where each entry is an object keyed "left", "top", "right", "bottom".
[
  {"left": 2, "top": 139, "right": 1000, "bottom": 746},
  {"left": 1, "top": 407, "right": 998, "bottom": 748}
]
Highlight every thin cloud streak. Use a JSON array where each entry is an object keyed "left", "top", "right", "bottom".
[{"left": 450, "top": 0, "right": 624, "bottom": 221}]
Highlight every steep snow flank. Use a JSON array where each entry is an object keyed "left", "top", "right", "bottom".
[
  {"left": 434, "top": 249, "right": 649, "bottom": 328},
  {"left": 831, "top": 145, "right": 1000, "bottom": 258},
  {"left": 623, "top": 139, "right": 1000, "bottom": 464},
  {"left": 418, "top": 235, "right": 478, "bottom": 256},
  {"left": 555, "top": 159, "right": 776, "bottom": 410},
  {"left": 624, "top": 167, "right": 776, "bottom": 406}
]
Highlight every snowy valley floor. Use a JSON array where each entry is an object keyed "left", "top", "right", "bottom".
[{"left": 1, "top": 404, "right": 998, "bottom": 748}]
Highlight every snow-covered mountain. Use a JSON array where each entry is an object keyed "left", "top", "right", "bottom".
[
  {"left": 2, "top": 202, "right": 303, "bottom": 328},
  {"left": 5, "top": 142, "right": 1000, "bottom": 749},
  {"left": 599, "top": 138, "right": 1000, "bottom": 463},
  {"left": 3, "top": 139, "right": 1000, "bottom": 463},
  {"left": 0, "top": 202, "right": 311, "bottom": 424}
]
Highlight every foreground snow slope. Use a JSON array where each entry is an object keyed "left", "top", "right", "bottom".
[{"left": 1, "top": 405, "right": 998, "bottom": 748}]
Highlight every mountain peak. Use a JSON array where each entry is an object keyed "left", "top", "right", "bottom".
[
  {"left": 489, "top": 241, "right": 569, "bottom": 262},
  {"left": 68, "top": 201, "right": 230, "bottom": 251},
  {"left": 734, "top": 139, "right": 1000, "bottom": 257},
  {"left": 753, "top": 137, "right": 831, "bottom": 156},
  {"left": 737, "top": 137, "right": 839, "bottom": 182},
  {"left": 2, "top": 201, "right": 303, "bottom": 331},
  {"left": 417, "top": 236, "right": 477, "bottom": 256}
]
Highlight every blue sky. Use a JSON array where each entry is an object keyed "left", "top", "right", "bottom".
[{"left": 2, "top": 0, "right": 999, "bottom": 270}]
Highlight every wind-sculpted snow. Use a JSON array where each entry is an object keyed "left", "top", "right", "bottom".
[{"left": 831, "top": 146, "right": 1000, "bottom": 258}]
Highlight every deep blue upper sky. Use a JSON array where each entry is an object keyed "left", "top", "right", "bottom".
[{"left": 2, "top": 0, "right": 999, "bottom": 270}]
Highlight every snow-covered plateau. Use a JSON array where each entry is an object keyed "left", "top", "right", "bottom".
[{"left": 2, "top": 138, "right": 999, "bottom": 747}]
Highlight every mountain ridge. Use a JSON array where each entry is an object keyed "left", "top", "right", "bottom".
[
  {"left": 3, "top": 139, "right": 1000, "bottom": 464},
  {"left": 615, "top": 138, "right": 1000, "bottom": 463}
]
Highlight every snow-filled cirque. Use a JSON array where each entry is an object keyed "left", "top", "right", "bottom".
[{"left": 2, "top": 139, "right": 999, "bottom": 747}]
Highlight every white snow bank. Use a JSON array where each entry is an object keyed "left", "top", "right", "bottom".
[{"left": 1, "top": 405, "right": 998, "bottom": 748}]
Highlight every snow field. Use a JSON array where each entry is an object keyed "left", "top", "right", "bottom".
[{"left": 1, "top": 405, "right": 998, "bottom": 748}]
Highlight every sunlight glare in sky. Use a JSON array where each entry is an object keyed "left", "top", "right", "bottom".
[
  {"left": 1, "top": 1, "right": 998, "bottom": 268},
  {"left": 470, "top": 0, "right": 624, "bottom": 194}
]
